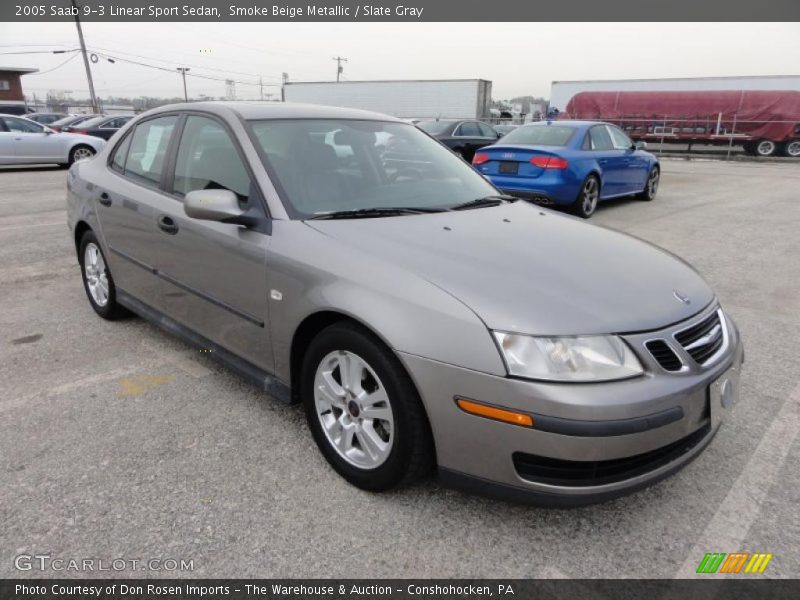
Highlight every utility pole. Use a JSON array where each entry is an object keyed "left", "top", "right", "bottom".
[
  {"left": 176, "top": 67, "right": 190, "bottom": 101},
  {"left": 71, "top": 0, "right": 98, "bottom": 113},
  {"left": 259, "top": 76, "right": 264, "bottom": 101},
  {"left": 332, "top": 56, "right": 347, "bottom": 82}
]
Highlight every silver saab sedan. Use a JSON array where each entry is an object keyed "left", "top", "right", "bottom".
[{"left": 66, "top": 102, "right": 744, "bottom": 505}]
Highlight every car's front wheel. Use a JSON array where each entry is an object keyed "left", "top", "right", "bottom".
[
  {"left": 301, "top": 322, "right": 434, "bottom": 491},
  {"left": 78, "top": 230, "right": 128, "bottom": 320},
  {"left": 637, "top": 166, "right": 660, "bottom": 201},
  {"left": 571, "top": 175, "right": 600, "bottom": 218}
]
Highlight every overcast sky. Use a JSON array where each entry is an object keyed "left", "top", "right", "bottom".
[{"left": 2, "top": 22, "right": 799, "bottom": 100}]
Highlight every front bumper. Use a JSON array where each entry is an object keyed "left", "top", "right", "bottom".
[{"left": 399, "top": 306, "right": 744, "bottom": 506}]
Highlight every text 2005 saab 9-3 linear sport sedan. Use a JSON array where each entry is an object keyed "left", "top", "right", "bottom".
[{"left": 66, "top": 102, "right": 743, "bottom": 505}]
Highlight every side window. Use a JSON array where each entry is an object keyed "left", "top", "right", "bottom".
[
  {"left": 110, "top": 133, "right": 132, "bottom": 173},
  {"left": 123, "top": 116, "right": 178, "bottom": 186},
  {"left": 588, "top": 125, "right": 614, "bottom": 151},
  {"left": 581, "top": 131, "right": 592, "bottom": 150},
  {"left": 607, "top": 125, "right": 633, "bottom": 150},
  {"left": 172, "top": 116, "right": 252, "bottom": 204},
  {"left": 3, "top": 117, "right": 43, "bottom": 133},
  {"left": 457, "top": 122, "right": 481, "bottom": 137},
  {"left": 101, "top": 118, "right": 118, "bottom": 129},
  {"left": 478, "top": 123, "right": 497, "bottom": 138}
]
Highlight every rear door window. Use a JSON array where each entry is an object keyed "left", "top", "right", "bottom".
[
  {"left": 123, "top": 116, "right": 178, "bottom": 186},
  {"left": 457, "top": 122, "right": 481, "bottom": 137},
  {"left": 588, "top": 125, "right": 614, "bottom": 151},
  {"left": 478, "top": 123, "right": 497, "bottom": 138},
  {"left": 110, "top": 133, "right": 132, "bottom": 174},
  {"left": 2, "top": 117, "right": 43, "bottom": 133}
]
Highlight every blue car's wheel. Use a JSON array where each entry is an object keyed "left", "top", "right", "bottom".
[
  {"left": 637, "top": 166, "right": 660, "bottom": 201},
  {"left": 572, "top": 175, "right": 600, "bottom": 219}
]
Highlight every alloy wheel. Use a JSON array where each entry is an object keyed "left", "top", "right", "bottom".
[
  {"left": 73, "top": 147, "right": 95, "bottom": 161},
  {"left": 582, "top": 178, "right": 599, "bottom": 215},
  {"left": 647, "top": 168, "right": 660, "bottom": 198},
  {"left": 314, "top": 350, "right": 394, "bottom": 469},
  {"left": 84, "top": 242, "right": 109, "bottom": 307}
]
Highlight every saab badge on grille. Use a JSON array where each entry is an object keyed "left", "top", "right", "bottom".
[{"left": 673, "top": 290, "right": 691, "bottom": 305}]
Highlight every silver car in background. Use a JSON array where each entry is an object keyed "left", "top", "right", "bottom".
[
  {"left": 0, "top": 114, "right": 105, "bottom": 166},
  {"left": 66, "top": 102, "right": 744, "bottom": 505}
]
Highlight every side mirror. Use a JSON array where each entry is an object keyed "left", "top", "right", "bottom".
[
  {"left": 634, "top": 141, "right": 647, "bottom": 150},
  {"left": 184, "top": 189, "right": 247, "bottom": 224},
  {"left": 43, "top": 127, "right": 55, "bottom": 135},
  {"left": 496, "top": 130, "right": 504, "bottom": 139}
]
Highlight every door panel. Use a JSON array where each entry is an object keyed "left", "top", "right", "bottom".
[
  {"left": 588, "top": 125, "right": 626, "bottom": 196},
  {"left": 155, "top": 115, "right": 272, "bottom": 371},
  {"left": 0, "top": 132, "right": 19, "bottom": 164},
  {"left": 1, "top": 116, "right": 63, "bottom": 162},
  {"left": 95, "top": 115, "right": 179, "bottom": 310}
]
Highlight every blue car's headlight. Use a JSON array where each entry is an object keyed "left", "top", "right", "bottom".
[{"left": 493, "top": 332, "right": 643, "bottom": 382}]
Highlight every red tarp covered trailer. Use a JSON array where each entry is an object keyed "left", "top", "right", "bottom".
[{"left": 563, "top": 90, "right": 800, "bottom": 156}]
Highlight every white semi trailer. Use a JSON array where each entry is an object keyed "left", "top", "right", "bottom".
[{"left": 282, "top": 79, "right": 493, "bottom": 120}]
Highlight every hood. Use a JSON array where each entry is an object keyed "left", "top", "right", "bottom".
[{"left": 307, "top": 202, "right": 714, "bottom": 335}]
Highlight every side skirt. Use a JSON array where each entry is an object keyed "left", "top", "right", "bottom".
[{"left": 117, "top": 289, "right": 292, "bottom": 404}]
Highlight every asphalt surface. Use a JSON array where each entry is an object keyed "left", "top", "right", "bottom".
[{"left": 1, "top": 160, "right": 798, "bottom": 579}]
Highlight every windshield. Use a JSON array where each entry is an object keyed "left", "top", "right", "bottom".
[
  {"left": 416, "top": 120, "right": 453, "bottom": 135},
  {"left": 247, "top": 119, "right": 498, "bottom": 218},
  {"left": 499, "top": 124, "right": 576, "bottom": 146}
]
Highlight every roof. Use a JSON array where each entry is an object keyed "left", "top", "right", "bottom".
[
  {"left": 284, "top": 79, "right": 490, "bottom": 85},
  {"left": 0, "top": 67, "right": 39, "bottom": 74},
  {"left": 148, "top": 101, "right": 405, "bottom": 122},
  {"left": 552, "top": 75, "right": 800, "bottom": 85}
]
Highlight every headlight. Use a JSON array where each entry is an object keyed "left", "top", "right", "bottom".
[{"left": 493, "top": 332, "right": 643, "bottom": 382}]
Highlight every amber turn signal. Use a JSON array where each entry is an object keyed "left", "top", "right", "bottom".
[{"left": 455, "top": 397, "right": 533, "bottom": 427}]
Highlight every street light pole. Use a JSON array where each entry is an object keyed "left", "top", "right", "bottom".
[
  {"left": 70, "top": 0, "right": 98, "bottom": 113},
  {"left": 177, "top": 67, "right": 190, "bottom": 101}
]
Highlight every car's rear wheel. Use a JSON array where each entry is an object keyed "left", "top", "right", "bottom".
[
  {"left": 69, "top": 144, "right": 96, "bottom": 165},
  {"left": 783, "top": 139, "right": 800, "bottom": 158},
  {"left": 571, "top": 175, "right": 600, "bottom": 218},
  {"left": 301, "top": 322, "right": 434, "bottom": 491},
  {"left": 754, "top": 139, "right": 777, "bottom": 157},
  {"left": 78, "top": 230, "right": 128, "bottom": 320},
  {"left": 636, "top": 166, "right": 660, "bottom": 201}
]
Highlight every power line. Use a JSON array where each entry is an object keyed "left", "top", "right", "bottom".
[
  {"left": 27, "top": 51, "right": 81, "bottom": 75},
  {"left": 86, "top": 44, "right": 283, "bottom": 81}
]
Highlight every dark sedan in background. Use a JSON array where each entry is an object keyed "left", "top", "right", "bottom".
[
  {"left": 50, "top": 114, "right": 104, "bottom": 132},
  {"left": 417, "top": 119, "right": 501, "bottom": 161},
  {"left": 28, "top": 112, "right": 68, "bottom": 126},
  {"left": 64, "top": 114, "right": 134, "bottom": 139}
]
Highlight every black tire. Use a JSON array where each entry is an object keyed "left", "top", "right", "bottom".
[
  {"left": 78, "top": 230, "right": 129, "bottom": 320},
  {"left": 570, "top": 175, "right": 600, "bottom": 219},
  {"left": 301, "top": 321, "right": 434, "bottom": 491},
  {"left": 69, "top": 144, "right": 96, "bottom": 165},
  {"left": 754, "top": 139, "right": 778, "bottom": 157},
  {"left": 636, "top": 166, "right": 660, "bottom": 201},
  {"left": 782, "top": 139, "right": 800, "bottom": 158}
]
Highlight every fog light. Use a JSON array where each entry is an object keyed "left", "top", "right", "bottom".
[{"left": 455, "top": 397, "right": 533, "bottom": 427}]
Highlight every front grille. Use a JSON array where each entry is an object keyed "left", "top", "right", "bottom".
[
  {"left": 645, "top": 340, "right": 682, "bottom": 371},
  {"left": 512, "top": 425, "right": 710, "bottom": 487},
  {"left": 675, "top": 310, "right": 724, "bottom": 365}
]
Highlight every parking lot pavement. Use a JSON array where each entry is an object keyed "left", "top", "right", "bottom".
[{"left": 1, "top": 159, "right": 798, "bottom": 579}]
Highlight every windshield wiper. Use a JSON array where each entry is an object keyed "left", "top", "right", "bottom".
[
  {"left": 306, "top": 206, "right": 447, "bottom": 220},
  {"left": 450, "top": 195, "right": 518, "bottom": 211}
]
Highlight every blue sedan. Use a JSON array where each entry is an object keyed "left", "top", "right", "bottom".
[{"left": 472, "top": 120, "right": 660, "bottom": 218}]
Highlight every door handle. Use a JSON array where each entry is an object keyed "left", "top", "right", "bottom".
[
  {"left": 98, "top": 192, "right": 112, "bottom": 207},
  {"left": 157, "top": 215, "right": 179, "bottom": 235}
]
